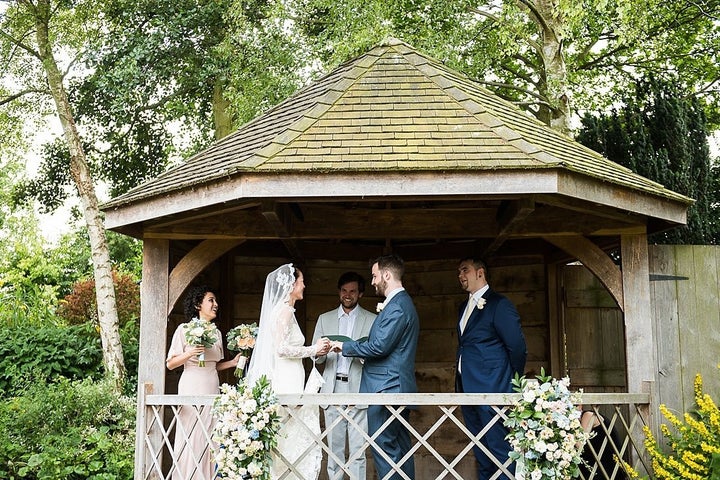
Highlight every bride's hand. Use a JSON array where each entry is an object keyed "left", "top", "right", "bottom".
[{"left": 315, "top": 337, "right": 331, "bottom": 356}]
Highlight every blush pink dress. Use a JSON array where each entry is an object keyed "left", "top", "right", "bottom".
[{"left": 167, "top": 322, "right": 224, "bottom": 480}]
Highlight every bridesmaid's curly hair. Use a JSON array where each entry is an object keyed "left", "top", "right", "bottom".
[{"left": 183, "top": 285, "right": 215, "bottom": 321}]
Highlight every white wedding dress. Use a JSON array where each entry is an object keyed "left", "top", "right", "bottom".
[{"left": 246, "top": 264, "right": 322, "bottom": 480}]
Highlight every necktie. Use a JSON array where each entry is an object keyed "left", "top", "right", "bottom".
[{"left": 460, "top": 296, "right": 475, "bottom": 333}]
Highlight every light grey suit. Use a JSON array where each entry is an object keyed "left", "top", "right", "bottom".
[{"left": 313, "top": 305, "right": 376, "bottom": 480}]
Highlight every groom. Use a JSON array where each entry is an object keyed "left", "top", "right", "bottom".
[{"left": 333, "top": 254, "right": 419, "bottom": 480}]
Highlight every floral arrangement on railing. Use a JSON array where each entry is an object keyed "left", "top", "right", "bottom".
[
  {"left": 212, "top": 376, "right": 281, "bottom": 479},
  {"left": 504, "top": 368, "right": 590, "bottom": 480},
  {"left": 227, "top": 323, "right": 258, "bottom": 377}
]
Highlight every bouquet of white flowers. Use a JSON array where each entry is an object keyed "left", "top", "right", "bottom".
[
  {"left": 227, "top": 323, "right": 259, "bottom": 377},
  {"left": 504, "top": 368, "right": 590, "bottom": 480},
  {"left": 212, "top": 376, "right": 281, "bottom": 479},
  {"left": 184, "top": 318, "right": 218, "bottom": 367}
]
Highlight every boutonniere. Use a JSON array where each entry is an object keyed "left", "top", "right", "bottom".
[
  {"left": 376, "top": 302, "right": 385, "bottom": 312},
  {"left": 476, "top": 298, "right": 486, "bottom": 310}
]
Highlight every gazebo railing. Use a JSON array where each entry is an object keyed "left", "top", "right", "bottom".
[{"left": 135, "top": 388, "right": 651, "bottom": 480}]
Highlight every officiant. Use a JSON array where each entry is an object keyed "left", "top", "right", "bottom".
[{"left": 312, "top": 271, "right": 377, "bottom": 480}]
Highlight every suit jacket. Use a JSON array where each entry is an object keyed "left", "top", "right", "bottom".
[
  {"left": 456, "top": 288, "right": 527, "bottom": 394},
  {"left": 313, "top": 305, "right": 376, "bottom": 395},
  {"left": 342, "top": 290, "right": 419, "bottom": 394}
]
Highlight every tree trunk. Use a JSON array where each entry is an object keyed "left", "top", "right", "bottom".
[
  {"left": 33, "top": 0, "right": 126, "bottom": 390},
  {"left": 527, "top": 0, "right": 573, "bottom": 137},
  {"left": 213, "top": 79, "right": 233, "bottom": 140}
]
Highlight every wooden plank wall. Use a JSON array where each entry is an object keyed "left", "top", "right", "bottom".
[
  {"left": 649, "top": 245, "right": 720, "bottom": 417},
  {"left": 228, "top": 256, "right": 549, "bottom": 393}
]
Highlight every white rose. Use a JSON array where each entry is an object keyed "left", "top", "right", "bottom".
[
  {"left": 247, "top": 462, "right": 262, "bottom": 477},
  {"left": 241, "top": 399, "right": 258, "bottom": 413}
]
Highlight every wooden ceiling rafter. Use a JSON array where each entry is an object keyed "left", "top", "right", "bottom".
[
  {"left": 483, "top": 198, "right": 536, "bottom": 258},
  {"left": 261, "top": 200, "right": 305, "bottom": 263}
]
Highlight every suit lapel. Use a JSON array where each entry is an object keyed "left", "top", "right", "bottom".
[
  {"left": 351, "top": 310, "right": 364, "bottom": 339},
  {"left": 461, "top": 290, "right": 491, "bottom": 336}
]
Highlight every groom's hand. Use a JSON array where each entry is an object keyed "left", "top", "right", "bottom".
[{"left": 330, "top": 341, "right": 343, "bottom": 353}]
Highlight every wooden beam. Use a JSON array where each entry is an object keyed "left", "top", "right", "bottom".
[
  {"left": 543, "top": 235, "right": 624, "bottom": 310},
  {"left": 261, "top": 200, "right": 304, "bottom": 262},
  {"left": 146, "top": 205, "right": 500, "bottom": 240},
  {"left": 621, "top": 233, "right": 655, "bottom": 390},
  {"left": 149, "top": 201, "right": 261, "bottom": 229},
  {"left": 167, "top": 239, "right": 245, "bottom": 315},
  {"left": 137, "top": 238, "right": 169, "bottom": 474},
  {"left": 104, "top": 171, "right": 689, "bottom": 231},
  {"left": 484, "top": 199, "right": 535, "bottom": 258},
  {"left": 533, "top": 194, "right": 643, "bottom": 224}
]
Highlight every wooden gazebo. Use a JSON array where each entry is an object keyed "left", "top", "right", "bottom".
[{"left": 102, "top": 38, "right": 691, "bottom": 479}]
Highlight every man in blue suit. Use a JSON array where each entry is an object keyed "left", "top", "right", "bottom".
[
  {"left": 334, "top": 254, "right": 419, "bottom": 480},
  {"left": 456, "top": 257, "right": 527, "bottom": 480}
]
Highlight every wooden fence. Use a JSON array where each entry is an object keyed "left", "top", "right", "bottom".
[{"left": 649, "top": 245, "right": 720, "bottom": 417}]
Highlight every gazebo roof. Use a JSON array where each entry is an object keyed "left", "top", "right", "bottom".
[
  {"left": 103, "top": 38, "right": 690, "bottom": 262},
  {"left": 103, "top": 38, "right": 690, "bottom": 212}
]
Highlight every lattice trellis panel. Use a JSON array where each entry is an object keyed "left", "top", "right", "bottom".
[{"left": 135, "top": 392, "right": 651, "bottom": 480}]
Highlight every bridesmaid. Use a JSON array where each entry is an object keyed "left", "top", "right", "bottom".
[{"left": 166, "top": 285, "right": 244, "bottom": 480}]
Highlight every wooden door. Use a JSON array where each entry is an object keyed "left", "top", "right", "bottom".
[{"left": 561, "top": 265, "right": 627, "bottom": 393}]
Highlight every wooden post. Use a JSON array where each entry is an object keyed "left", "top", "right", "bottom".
[
  {"left": 621, "top": 233, "right": 658, "bottom": 471},
  {"left": 621, "top": 233, "right": 656, "bottom": 391},
  {"left": 135, "top": 238, "right": 169, "bottom": 480}
]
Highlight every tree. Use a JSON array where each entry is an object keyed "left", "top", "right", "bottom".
[
  {"left": 577, "top": 78, "right": 719, "bottom": 244},
  {"left": 0, "top": 212, "right": 62, "bottom": 327},
  {"left": 14, "top": 0, "right": 309, "bottom": 213},
  {"left": 0, "top": 0, "right": 125, "bottom": 389},
  {"left": 289, "top": 0, "right": 720, "bottom": 135}
]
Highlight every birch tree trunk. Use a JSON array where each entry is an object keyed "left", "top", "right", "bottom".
[{"left": 32, "top": 0, "right": 126, "bottom": 389}]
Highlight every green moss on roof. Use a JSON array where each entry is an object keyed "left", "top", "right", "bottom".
[{"left": 103, "top": 38, "right": 691, "bottom": 209}]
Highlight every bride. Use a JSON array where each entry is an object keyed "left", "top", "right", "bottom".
[{"left": 246, "top": 264, "right": 331, "bottom": 480}]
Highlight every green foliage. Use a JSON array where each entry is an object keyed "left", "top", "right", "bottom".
[
  {"left": 106, "top": 230, "right": 143, "bottom": 279},
  {"left": 58, "top": 270, "right": 140, "bottom": 327},
  {"left": 0, "top": 322, "right": 139, "bottom": 397},
  {"left": 288, "top": 0, "right": 720, "bottom": 129},
  {"left": 577, "top": 78, "right": 720, "bottom": 244},
  {"left": 626, "top": 372, "right": 720, "bottom": 479},
  {"left": 0, "top": 376, "right": 135, "bottom": 479},
  {"left": 0, "top": 214, "right": 63, "bottom": 327}
]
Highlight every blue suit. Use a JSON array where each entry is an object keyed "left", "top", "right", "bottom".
[
  {"left": 343, "top": 289, "right": 419, "bottom": 480},
  {"left": 456, "top": 288, "right": 527, "bottom": 480}
]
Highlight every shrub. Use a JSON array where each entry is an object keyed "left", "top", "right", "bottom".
[
  {"left": 0, "top": 322, "right": 139, "bottom": 397},
  {"left": 0, "top": 376, "right": 135, "bottom": 479},
  {"left": 58, "top": 271, "right": 140, "bottom": 327},
  {"left": 627, "top": 371, "right": 720, "bottom": 479},
  {"left": 0, "top": 282, "right": 61, "bottom": 328}
]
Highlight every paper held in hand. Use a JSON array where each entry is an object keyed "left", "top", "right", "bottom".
[{"left": 323, "top": 334, "right": 369, "bottom": 343}]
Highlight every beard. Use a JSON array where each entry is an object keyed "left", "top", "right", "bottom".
[
  {"left": 341, "top": 297, "right": 358, "bottom": 310},
  {"left": 374, "top": 279, "right": 387, "bottom": 297}
]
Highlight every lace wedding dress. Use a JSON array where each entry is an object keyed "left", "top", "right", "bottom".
[{"left": 246, "top": 264, "right": 322, "bottom": 480}]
